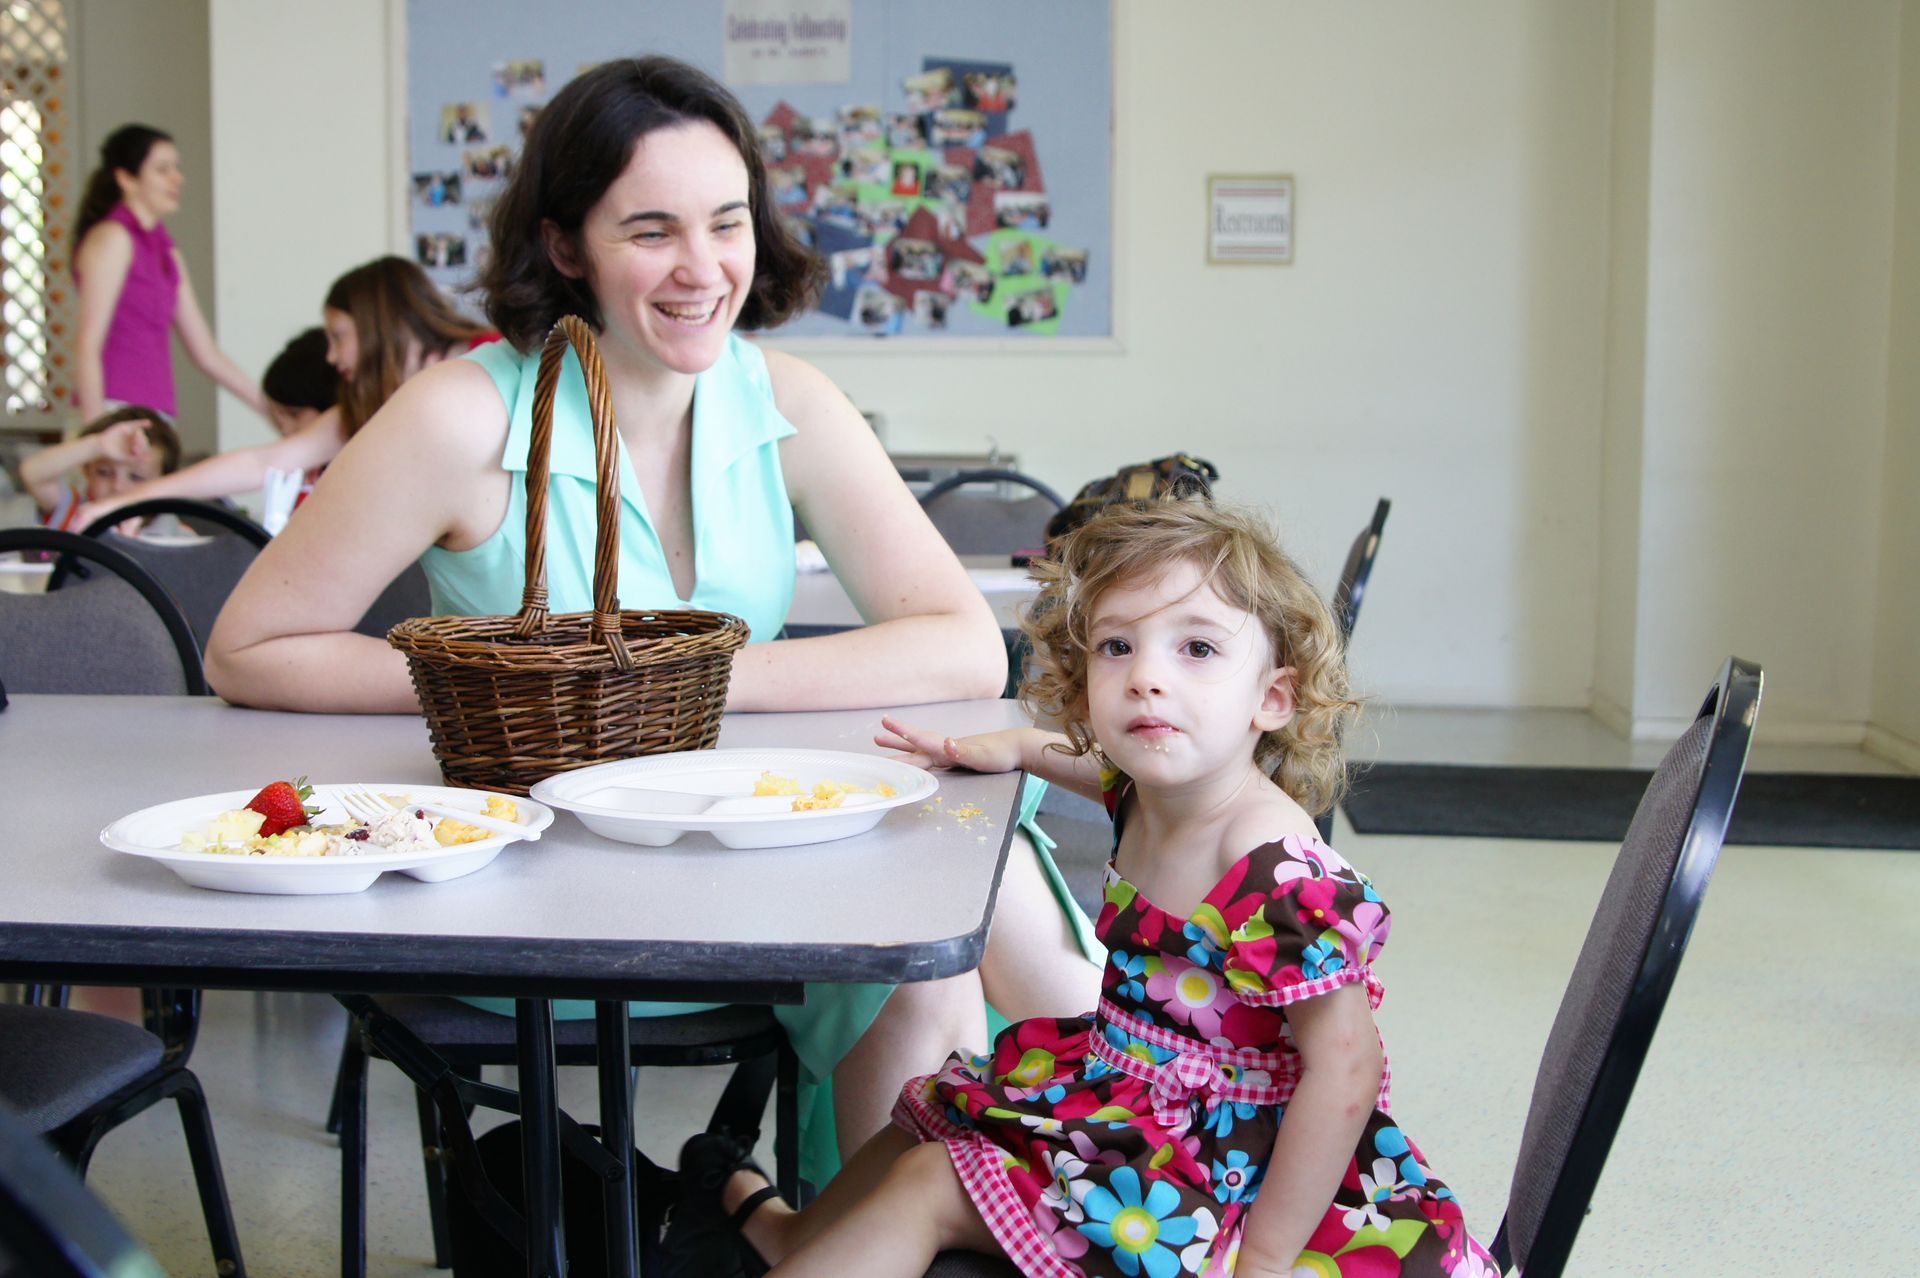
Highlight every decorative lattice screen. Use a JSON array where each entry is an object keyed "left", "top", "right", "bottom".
[{"left": 1, "top": 0, "right": 72, "bottom": 423}]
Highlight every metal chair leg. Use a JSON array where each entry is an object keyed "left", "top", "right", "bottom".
[
  {"left": 416, "top": 1084, "right": 455, "bottom": 1269},
  {"left": 170, "top": 1070, "right": 248, "bottom": 1277},
  {"left": 338, "top": 1022, "right": 369, "bottom": 1278}
]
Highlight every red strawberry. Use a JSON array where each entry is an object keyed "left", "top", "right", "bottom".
[{"left": 245, "top": 776, "right": 321, "bottom": 836}]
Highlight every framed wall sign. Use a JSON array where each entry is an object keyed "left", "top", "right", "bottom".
[{"left": 1207, "top": 174, "right": 1293, "bottom": 265}]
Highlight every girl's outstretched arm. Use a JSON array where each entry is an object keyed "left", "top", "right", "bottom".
[
  {"left": 874, "top": 717, "right": 1108, "bottom": 802},
  {"left": 74, "top": 407, "right": 347, "bottom": 529},
  {"left": 1235, "top": 982, "right": 1384, "bottom": 1277}
]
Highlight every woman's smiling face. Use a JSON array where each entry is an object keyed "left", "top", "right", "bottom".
[{"left": 562, "top": 120, "right": 756, "bottom": 376}]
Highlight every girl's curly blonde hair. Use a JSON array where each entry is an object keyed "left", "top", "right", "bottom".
[{"left": 1020, "top": 498, "right": 1361, "bottom": 816}]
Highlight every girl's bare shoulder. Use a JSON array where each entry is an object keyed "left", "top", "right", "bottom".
[{"left": 1216, "top": 787, "right": 1321, "bottom": 868}]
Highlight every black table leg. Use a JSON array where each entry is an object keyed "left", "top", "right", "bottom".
[
  {"left": 515, "top": 998, "right": 564, "bottom": 1277},
  {"left": 595, "top": 1000, "right": 638, "bottom": 1278}
]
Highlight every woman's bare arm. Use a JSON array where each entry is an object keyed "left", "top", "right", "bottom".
[
  {"left": 739, "top": 349, "right": 1005, "bottom": 711},
  {"left": 171, "top": 253, "right": 266, "bottom": 414},
  {"left": 204, "top": 362, "right": 506, "bottom": 712},
  {"left": 72, "top": 223, "right": 133, "bottom": 423}
]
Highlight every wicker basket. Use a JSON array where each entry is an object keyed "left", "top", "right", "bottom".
[{"left": 389, "top": 317, "right": 749, "bottom": 794}]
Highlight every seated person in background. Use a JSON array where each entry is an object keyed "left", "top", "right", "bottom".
[
  {"left": 261, "top": 327, "right": 339, "bottom": 437},
  {"left": 73, "top": 257, "right": 489, "bottom": 531},
  {"left": 21, "top": 405, "right": 181, "bottom": 531}
]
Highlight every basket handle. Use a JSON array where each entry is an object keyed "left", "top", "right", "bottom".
[{"left": 515, "top": 316, "right": 633, "bottom": 671}]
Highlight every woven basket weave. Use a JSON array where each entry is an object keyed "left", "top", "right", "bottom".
[{"left": 389, "top": 317, "right": 748, "bottom": 794}]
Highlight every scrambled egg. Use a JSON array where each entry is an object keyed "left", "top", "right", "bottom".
[
  {"left": 433, "top": 795, "right": 522, "bottom": 846},
  {"left": 755, "top": 773, "right": 899, "bottom": 812}
]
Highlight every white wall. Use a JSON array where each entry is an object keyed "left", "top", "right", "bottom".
[
  {"left": 1592, "top": 0, "right": 1652, "bottom": 735},
  {"left": 207, "top": 0, "right": 402, "bottom": 454},
  {"left": 800, "top": 2, "right": 1617, "bottom": 711},
  {"left": 1629, "top": 0, "right": 1899, "bottom": 736},
  {"left": 1872, "top": 0, "right": 1920, "bottom": 762},
  {"left": 72, "top": 0, "right": 216, "bottom": 456},
  {"left": 191, "top": 0, "right": 1919, "bottom": 737}
]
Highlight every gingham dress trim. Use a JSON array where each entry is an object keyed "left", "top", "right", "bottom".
[
  {"left": 1227, "top": 959, "right": 1386, "bottom": 1011},
  {"left": 893, "top": 1077, "right": 1086, "bottom": 1278}
]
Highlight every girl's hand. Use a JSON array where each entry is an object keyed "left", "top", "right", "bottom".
[
  {"left": 71, "top": 500, "right": 142, "bottom": 538},
  {"left": 875, "top": 717, "right": 1025, "bottom": 774},
  {"left": 96, "top": 420, "right": 153, "bottom": 465}
]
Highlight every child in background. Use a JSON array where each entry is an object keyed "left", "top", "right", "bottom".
[
  {"left": 21, "top": 405, "right": 181, "bottom": 531},
  {"left": 666, "top": 499, "right": 1498, "bottom": 1278},
  {"left": 261, "top": 327, "right": 339, "bottom": 437}
]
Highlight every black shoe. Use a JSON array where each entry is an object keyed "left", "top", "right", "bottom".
[{"left": 660, "top": 1132, "right": 780, "bottom": 1278}]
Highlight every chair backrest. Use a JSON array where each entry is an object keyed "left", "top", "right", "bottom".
[
  {"left": 0, "top": 1100, "right": 167, "bottom": 1278},
  {"left": 1330, "top": 497, "right": 1390, "bottom": 642},
  {"left": 353, "top": 560, "right": 434, "bottom": 639},
  {"left": 919, "top": 469, "right": 1066, "bottom": 556},
  {"left": 82, "top": 499, "right": 270, "bottom": 654},
  {"left": 0, "top": 529, "right": 208, "bottom": 696},
  {"left": 1494, "top": 656, "right": 1761, "bottom": 1277}
]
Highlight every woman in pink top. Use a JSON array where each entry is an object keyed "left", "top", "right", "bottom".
[{"left": 72, "top": 124, "right": 265, "bottom": 422}]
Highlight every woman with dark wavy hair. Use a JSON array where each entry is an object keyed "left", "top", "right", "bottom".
[
  {"left": 209, "top": 55, "right": 1101, "bottom": 1191},
  {"left": 72, "top": 123, "right": 263, "bottom": 423}
]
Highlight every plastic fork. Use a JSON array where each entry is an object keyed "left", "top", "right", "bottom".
[{"left": 333, "top": 787, "right": 538, "bottom": 841}]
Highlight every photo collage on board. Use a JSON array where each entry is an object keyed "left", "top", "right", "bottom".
[
  {"left": 410, "top": 54, "right": 1091, "bottom": 335},
  {"left": 412, "top": 58, "right": 553, "bottom": 286},
  {"left": 764, "top": 56, "right": 1089, "bottom": 335}
]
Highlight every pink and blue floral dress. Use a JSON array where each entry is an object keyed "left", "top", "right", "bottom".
[{"left": 893, "top": 781, "right": 1498, "bottom": 1277}]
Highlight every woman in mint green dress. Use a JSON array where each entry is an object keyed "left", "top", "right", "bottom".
[{"left": 207, "top": 56, "right": 1097, "bottom": 1188}]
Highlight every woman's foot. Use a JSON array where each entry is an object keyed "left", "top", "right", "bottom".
[{"left": 660, "top": 1131, "right": 780, "bottom": 1278}]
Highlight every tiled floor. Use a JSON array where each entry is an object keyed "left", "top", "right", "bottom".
[{"left": 63, "top": 707, "right": 1920, "bottom": 1277}]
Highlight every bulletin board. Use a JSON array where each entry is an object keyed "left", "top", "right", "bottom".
[{"left": 405, "top": 0, "right": 1113, "bottom": 340}]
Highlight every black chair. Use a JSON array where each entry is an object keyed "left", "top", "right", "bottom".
[
  {"left": 1330, "top": 497, "right": 1390, "bottom": 643},
  {"left": 0, "top": 528, "right": 207, "bottom": 695},
  {"left": 919, "top": 469, "right": 1065, "bottom": 556},
  {"left": 0, "top": 1099, "right": 168, "bottom": 1278},
  {"left": 353, "top": 559, "right": 434, "bottom": 639},
  {"left": 1487, "top": 655, "right": 1759, "bottom": 1276},
  {"left": 330, "top": 996, "right": 799, "bottom": 1277},
  {"left": 1317, "top": 498, "right": 1390, "bottom": 844},
  {"left": 0, "top": 993, "right": 245, "bottom": 1276},
  {"left": 79, "top": 499, "right": 270, "bottom": 655}
]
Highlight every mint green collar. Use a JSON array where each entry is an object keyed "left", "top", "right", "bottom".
[{"left": 497, "top": 336, "right": 795, "bottom": 524}]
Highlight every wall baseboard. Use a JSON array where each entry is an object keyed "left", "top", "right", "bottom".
[
  {"left": 1864, "top": 725, "right": 1920, "bottom": 773},
  {"left": 1590, "top": 695, "right": 1632, "bottom": 739},
  {"left": 1608, "top": 710, "right": 1869, "bottom": 747}
]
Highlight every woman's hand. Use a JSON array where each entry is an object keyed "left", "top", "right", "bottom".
[{"left": 875, "top": 718, "right": 1029, "bottom": 774}]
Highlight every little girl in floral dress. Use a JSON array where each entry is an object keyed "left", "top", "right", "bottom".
[{"left": 665, "top": 498, "right": 1498, "bottom": 1278}]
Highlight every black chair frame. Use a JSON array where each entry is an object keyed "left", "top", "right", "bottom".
[
  {"left": 331, "top": 995, "right": 799, "bottom": 1277},
  {"left": 79, "top": 498, "right": 271, "bottom": 548},
  {"left": 0, "top": 527, "right": 209, "bottom": 696},
  {"left": 0, "top": 1101, "right": 168, "bottom": 1278},
  {"left": 918, "top": 468, "right": 1066, "bottom": 510},
  {"left": 22, "top": 988, "right": 244, "bottom": 1276},
  {"left": 1331, "top": 497, "right": 1390, "bottom": 643},
  {"left": 1488, "top": 656, "right": 1760, "bottom": 1277}
]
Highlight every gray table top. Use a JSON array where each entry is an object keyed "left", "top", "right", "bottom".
[
  {"left": 788, "top": 555, "right": 1039, "bottom": 631},
  {"left": 0, "top": 695, "right": 1030, "bottom": 999}
]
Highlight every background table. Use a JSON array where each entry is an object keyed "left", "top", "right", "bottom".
[{"left": 787, "top": 554, "right": 1039, "bottom": 635}]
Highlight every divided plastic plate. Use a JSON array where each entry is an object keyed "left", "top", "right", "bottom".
[
  {"left": 529, "top": 748, "right": 938, "bottom": 850},
  {"left": 100, "top": 784, "right": 554, "bottom": 895}
]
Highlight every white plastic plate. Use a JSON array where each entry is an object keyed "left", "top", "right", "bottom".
[
  {"left": 530, "top": 748, "right": 938, "bottom": 850},
  {"left": 100, "top": 784, "right": 554, "bottom": 895}
]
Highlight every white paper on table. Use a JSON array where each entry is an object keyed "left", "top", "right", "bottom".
[
  {"left": 967, "top": 568, "right": 1041, "bottom": 593},
  {"left": 259, "top": 468, "right": 302, "bottom": 536}
]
